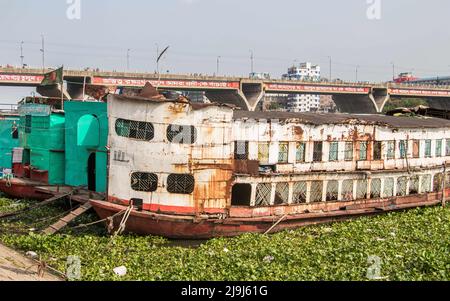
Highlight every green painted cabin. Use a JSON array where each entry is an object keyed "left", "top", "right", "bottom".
[
  {"left": 64, "top": 101, "right": 108, "bottom": 193},
  {"left": 0, "top": 113, "right": 20, "bottom": 174}
]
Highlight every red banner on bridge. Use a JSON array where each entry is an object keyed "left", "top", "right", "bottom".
[
  {"left": 389, "top": 88, "right": 450, "bottom": 97},
  {"left": 92, "top": 77, "right": 240, "bottom": 89},
  {"left": 0, "top": 74, "right": 44, "bottom": 84},
  {"left": 265, "top": 83, "right": 370, "bottom": 94}
]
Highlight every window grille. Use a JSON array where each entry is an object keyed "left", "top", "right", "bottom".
[
  {"left": 258, "top": 143, "right": 269, "bottom": 164},
  {"left": 274, "top": 182, "right": 289, "bottom": 204},
  {"left": 167, "top": 174, "right": 195, "bottom": 194},
  {"left": 255, "top": 183, "right": 272, "bottom": 206},
  {"left": 436, "top": 140, "right": 442, "bottom": 157},
  {"left": 278, "top": 143, "right": 289, "bottom": 163},
  {"left": 424, "top": 140, "right": 432, "bottom": 158},
  {"left": 326, "top": 180, "right": 339, "bottom": 201},
  {"left": 292, "top": 181, "right": 307, "bottom": 203},
  {"left": 167, "top": 124, "right": 197, "bottom": 144},
  {"left": 384, "top": 178, "right": 394, "bottom": 197},
  {"left": 296, "top": 142, "right": 306, "bottom": 163},
  {"left": 421, "top": 175, "right": 432, "bottom": 193},
  {"left": 412, "top": 140, "right": 420, "bottom": 158},
  {"left": 131, "top": 172, "right": 158, "bottom": 192},
  {"left": 356, "top": 179, "right": 368, "bottom": 199},
  {"left": 313, "top": 142, "right": 323, "bottom": 162},
  {"left": 25, "top": 115, "right": 32, "bottom": 134},
  {"left": 409, "top": 176, "right": 419, "bottom": 195},
  {"left": 399, "top": 140, "right": 407, "bottom": 159},
  {"left": 373, "top": 141, "right": 382, "bottom": 160},
  {"left": 386, "top": 141, "right": 395, "bottom": 160},
  {"left": 234, "top": 141, "right": 249, "bottom": 160},
  {"left": 397, "top": 177, "right": 408, "bottom": 196},
  {"left": 342, "top": 179, "right": 354, "bottom": 201},
  {"left": 433, "top": 173, "right": 443, "bottom": 192},
  {"left": 359, "top": 142, "right": 368, "bottom": 161},
  {"left": 310, "top": 181, "right": 323, "bottom": 203},
  {"left": 329, "top": 142, "right": 339, "bottom": 162},
  {"left": 370, "top": 178, "right": 381, "bottom": 199},
  {"left": 115, "top": 118, "right": 154, "bottom": 141},
  {"left": 344, "top": 142, "right": 353, "bottom": 161}
]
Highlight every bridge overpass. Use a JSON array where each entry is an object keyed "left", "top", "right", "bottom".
[{"left": 2, "top": 67, "right": 450, "bottom": 113}]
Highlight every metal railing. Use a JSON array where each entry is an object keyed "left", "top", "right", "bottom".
[{"left": 0, "top": 103, "right": 18, "bottom": 112}]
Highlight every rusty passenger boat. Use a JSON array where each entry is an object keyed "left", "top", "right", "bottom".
[{"left": 89, "top": 94, "right": 450, "bottom": 238}]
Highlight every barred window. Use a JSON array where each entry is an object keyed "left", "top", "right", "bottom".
[
  {"left": 256, "top": 183, "right": 272, "bottom": 206},
  {"left": 167, "top": 174, "right": 195, "bottom": 194},
  {"left": 397, "top": 177, "right": 408, "bottom": 196},
  {"left": 373, "top": 141, "right": 382, "bottom": 160},
  {"left": 274, "top": 182, "right": 289, "bottom": 204},
  {"left": 384, "top": 178, "right": 394, "bottom": 197},
  {"left": 424, "top": 140, "right": 432, "bottom": 158},
  {"left": 412, "top": 140, "right": 420, "bottom": 158},
  {"left": 258, "top": 143, "right": 269, "bottom": 164},
  {"left": 356, "top": 179, "right": 368, "bottom": 199},
  {"left": 296, "top": 142, "right": 306, "bottom": 163},
  {"left": 421, "top": 175, "right": 432, "bottom": 193},
  {"left": 25, "top": 115, "right": 32, "bottom": 134},
  {"left": 313, "top": 142, "right": 323, "bottom": 162},
  {"left": 342, "top": 179, "right": 354, "bottom": 201},
  {"left": 370, "top": 178, "right": 381, "bottom": 199},
  {"left": 278, "top": 142, "right": 289, "bottom": 164},
  {"left": 446, "top": 139, "right": 450, "bottom": 156},
  {"left": 399, "top": 140, "right": 407, "bottom": 159},
  {"left": 329, "top": 142, "right": 339, "bottom": 162},
  {"left": 436, "top": 140, "right": 442, "bottom": 157},
  {"left": 359, "top": 142, "right": 368, "bottom": 161},
  {"left": 409, "top": 176, "right": 420, "bottom": 195},
  {"left": 326, "top": 180, "right": 339, "bottom": 201},
  {"left": 167, "top": 124, "right": 197, "bottom": 144},
  {"left": 344, "top": 142, "right": 353, "bottom": 161},
  {"left": 131, "top": 172, "right": 158, "bottom": 192},
  {"left": 292, "top": 181, "right": 307, "bottom": 203},
  {"left": 386, "top": 141, "right": 395, "bottom": 160},
  {"left": 310, "top": 181, "right": 323, "bottom": 203},
  {"left": 433, "top": 173, "right": 443, "bottom": 192},
  {"left": 234, "top": 141, "right": 249, "bottom": 160},
  {"left": 115, "top": 119, "right": 154, "bottom": 141}
]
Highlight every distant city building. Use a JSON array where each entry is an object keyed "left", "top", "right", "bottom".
[{"left": 282, "top": 62, "right": 321, "bottom": 112}]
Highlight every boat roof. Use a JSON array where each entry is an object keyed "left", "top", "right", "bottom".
[{"left": 233, "top": 111, "right": 450, "bottom": 129}]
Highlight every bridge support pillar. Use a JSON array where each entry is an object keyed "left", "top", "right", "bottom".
[
  {"left": 36, "top": 84, "right": 71, "bottom": 100},
  {"left": 241, "top": 82, "right": 265, "bottom": 111},
  {"left": 426, "top": 97, "right": 450, "bottom": 110},
  {"left": 333, "top": 94, "right": 379, "bottom": 114},
  {"left": 205, "top": 90, "right": 251, "bottom": 110}
]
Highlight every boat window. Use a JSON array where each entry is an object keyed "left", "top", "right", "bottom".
[
  {"left": 409, "top": 176, "right": 419, "bottom": 195},
  {"left": 399, "top": 140, "right": 407, "bottom": 159},
  {"left": 310, "top": 181, "right": 323, "bottom": 203},
  {"left": 167, "top": 174, "right": 195, "bottom": 194},
  {"left": 258, "top": 143, "right": 269, "bottom": 164},
  {"left": 292, "top": 181, "right": 307, "bottom": 203},
  {"left": 25, "top": 115, "right": 32, "bottom": 134},
  {"left": 370, "top": 178, "right": 381, "bottom": 199},
  {"left": 131, "top": 172, "right": 158, "bottom": 192},
  {"left": 373, "top": 141, "right": 382, "bottom": 160},
  {"left": 255, "top": 183, "right": 272, "bottom": 206},
  {"left": 397, "top": 177, "right": 408, "bottom": 196},
  {"left": 234, "top": 141, "right": 249, "bottom": 160},
  {"left": 412, "top": 140, "right": 420, "bottom": 158},
  {"left": 435, "top": 140, "right": 442, "bottom": 157},
  {"left": 115, "top": 119, "right": 154, "bottom": 141},
  {"left": 342, "top": 179, "right": 354, "bottom": 201},
  {"left": 433, "top": 173, "right": 443, "bottom": 192},
  {"left": 167, "top": 125, "right": 197, "bottom": 144},
  {"left": 231, "top": 184, "right": 252, "bottom": 206},
  {"left": 424, "top": 140, "right": 432, "bottom": 158},
  {"left": 329, "top": 142, "right": 339, "bottom": 162},
  {"left": 446, "top": 139, "right": 450, "bottom": 156},
  {"left": 313, "top": 142, "right": 323, "bottom": 162},
  {"left": 359, "top": 142, "right": 368, "bottom": 161},
  {"left": 421, "top": 175, "right": 432, "bottom": 193},
  {"left": 11, "top": 124, "right": 18, "bottom": 139},
  {"left": 278, "top": 143, "right": 289, "bottom": 164},
  {"left": 274, "top": 182, "right": 289, "bottom": 204},
  {"left": 356, "top": 179, "right": 368, "bottom": 199},
  {"left": 296, "top": 142, "right": 306, "bottom": 163},
  {"left": 386, "top": 141, "right": 395, "bottom": 160},
  {"left": 326, "top": 180, "right": 339, "bottom": 201},
  {"left": 344, "top": 142, "right": 353, "bottom": 161},
  {"left": 383, "top": 178, "right": 394, "bottom": 197}
]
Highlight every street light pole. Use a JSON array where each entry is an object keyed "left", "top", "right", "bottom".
[
  {"left": 356, "top": 65, "right": 359, "bottom": 82},
  {"left": 216, "top": 56, "right": 221, "bottom": 76},
  {"left": 250, "top": 50, "right": 254, "bottom": 74},
  {"left": 155, "top": 43, "right": 160, "bottom": 73},
  {"left": 127, "top": 49, "right": 131, "bottom": 71},
  {"left": 20, "top": 41, "right": 24, "bottom": 68},
  {"left": 391, "top": 62, "right": 395, "bottom": 81},
  {"left": 40, "top": 35, "right": 45, "bottom": 72},
  {"left": 328, "top": 56, "right": 332, "bottom": 82}
]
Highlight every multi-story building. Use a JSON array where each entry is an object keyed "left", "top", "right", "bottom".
[{"left": 283, "top": 62, "right": 321, "bottom": 112}]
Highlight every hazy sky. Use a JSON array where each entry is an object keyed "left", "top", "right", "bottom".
[{"left": 1, "top": 0, "right": 450, "bottom": 103}]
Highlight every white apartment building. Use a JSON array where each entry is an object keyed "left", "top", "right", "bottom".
[{"left": 282, "top": 62, "right": 321, "bottom": 112}]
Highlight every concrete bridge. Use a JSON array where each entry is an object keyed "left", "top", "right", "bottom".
[{"left": 2, "top": 67, "right": 450, "bottom": 113}]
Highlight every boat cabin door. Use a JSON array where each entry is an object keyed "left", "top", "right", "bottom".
[{"left": 88, "top": 152, "right": 96, "bottom": 191}]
